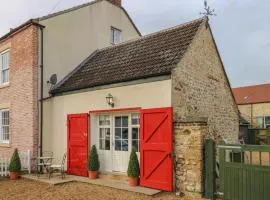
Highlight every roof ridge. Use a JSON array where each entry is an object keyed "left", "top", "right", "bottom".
[
  {"left": 37, "top": 0, "right": 101, "bottom": 21},
  {"left": 233, "top": 83, "right": 270, "bottom": 89},
  {"left": 36, "top": 0, "right": 141, "bottom": 36},
  {"left": 97, "top": 17, "right": 206, "bottom": 52}
]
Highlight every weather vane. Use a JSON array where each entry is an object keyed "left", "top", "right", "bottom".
[{"left": 200, "top": 0, "right": 217, "bottom": 17}]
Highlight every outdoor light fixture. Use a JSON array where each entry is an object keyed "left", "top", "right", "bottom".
[{"left": 106, "top": 93, "right": 114, "bottom": 107}]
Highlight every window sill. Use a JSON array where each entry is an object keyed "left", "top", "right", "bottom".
[
  {"left": 0, "top": 143, "right": 10, "bottom": 148},
  {"left": 0, "top": 83, "right": 10, "bottom": 89}
]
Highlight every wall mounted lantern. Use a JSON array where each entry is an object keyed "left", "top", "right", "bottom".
[{"left": 106, "top": 93, "right": 114, "bottom": 108}]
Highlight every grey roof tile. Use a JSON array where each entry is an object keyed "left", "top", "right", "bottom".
[{"left": 51, "top": 17, "right": 206, "bottom": 94}]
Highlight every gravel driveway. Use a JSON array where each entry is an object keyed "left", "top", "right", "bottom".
[{"left": 0, "top": 179, "right": 202, "bottom": 200}]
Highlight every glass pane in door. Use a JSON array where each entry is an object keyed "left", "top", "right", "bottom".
[{"left": 114, "top": 116, "right": 129, "bottom": 151}]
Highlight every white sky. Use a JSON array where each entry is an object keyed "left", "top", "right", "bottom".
[{"left": 0, "top": 0, "right": 269, "bottom": 87}]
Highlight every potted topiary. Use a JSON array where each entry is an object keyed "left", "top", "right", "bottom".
[
  {"left": 9, "top": 148, "right": 21, "bottom": 180},
  {"left": 88, "top": 145, "right": 100, "bottom": 179},
  {"left": 127, "top": 148, "right": 140, "bottom": 186}
]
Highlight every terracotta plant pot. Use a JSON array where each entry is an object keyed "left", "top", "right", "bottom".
[
  {"left": 88, "top": 171, "right": 98, "bottom": 179},
  {"left": 9, "top": 172, "right": 20, "bottom": 180},
  {"left": 128, "top": 177, "right": 139, "bottom": 186}
]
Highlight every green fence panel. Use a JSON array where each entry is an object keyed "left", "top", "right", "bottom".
[
  {"left": 219, "top": 144, "right": 270, "bottom": 200},
  {"left": 204, "top": 139, "right": 216, "bottom": 200},
  {"left": 247, "top": 129, "right": 260, "bottom": 144},
  {"left": 219, "top": 140, "right": 225, "bottom": 193}
]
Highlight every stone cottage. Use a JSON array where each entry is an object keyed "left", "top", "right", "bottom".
[{"left": 44, "top": 17, "right": 239, "bottom": 196}]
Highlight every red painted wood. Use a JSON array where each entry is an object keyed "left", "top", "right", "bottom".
[
  {"left": 90, "top": 107, "right": 141, "bottom": 113},
  {"left": 140, "top": 107, "right": 173, "bottom": 191},
  {"left": 67, "top": 113, "right": 89, "bottom": 177}
]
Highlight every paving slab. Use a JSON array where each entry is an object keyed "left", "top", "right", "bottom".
[
  {"left": 22, "top": 174, "right": 161, "bottom": 196},
  {"left": 22, "top": 174, "right": 74, "bottom": 185},
  {"left": 70, "top": 175, "right": 161, "bottom": 196}
]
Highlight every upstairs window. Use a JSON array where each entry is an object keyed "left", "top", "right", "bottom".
[
  {"left": 110, "top": 27, "right": 121, "bottom": 44},
  {"left": 0, "top": 109, "right": 9, "bottom": 144},
  {"left": 0, "top": 50, "right": 10, "bottom": 84}
]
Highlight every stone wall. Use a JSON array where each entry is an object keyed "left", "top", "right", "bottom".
[
  {"left": 174, "top": 122, "right": 208, "bottom": 197},
  {"left": 172, "top": 21, "right": 239, "bottom": 143},
  {"left": 0, "top": 24, "right": 39, "bottom": 158}
]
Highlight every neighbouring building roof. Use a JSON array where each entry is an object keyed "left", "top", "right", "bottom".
[
  {"left": 233, "top": 84, "right": 270, "bottom": 105},
  {"left": 0, "top": 19, "right": 44, "bottom": 43},
  {"left": 0, "top": 0, "right": 141, "bottom": 43},
  {"left": 51, "top": 17, "right": 206, "bottom": 94},
  {"left": 37, "top": 0, "right": 141, "bottom": 36}
]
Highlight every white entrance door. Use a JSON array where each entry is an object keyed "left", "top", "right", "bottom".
[
  {"left": 112, "top": 115, "right": 129, "bottom": 172},
  {"left": 96, "top": 113, "right": 140, "bottom": 173}
]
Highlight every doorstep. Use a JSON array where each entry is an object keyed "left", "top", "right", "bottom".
[
  {"left": 69, "top": 174, "right": 161, "bottom": 196},
  {"left": 22, "top": 174, "right": 74, "bottom": 185},
  {"left": 22, "top": 173, "right": 161, "bottom": 196}
]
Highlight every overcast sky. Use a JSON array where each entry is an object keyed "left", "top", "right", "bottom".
[{"left": 0, "top": 0, "right": 269, "bottom": 87}]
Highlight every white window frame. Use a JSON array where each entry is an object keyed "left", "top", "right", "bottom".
[
  {"left": 97, "top": 113, "right": 140, "bottom": 152},
  {"left": 0, "top": 49, "right": 10, "bottom": 84},
  {"left": 98, "top": 115, "right": 111, "bottom": 151},
  {"left": 131, "top": 113, "right": 140, "bottom": 152},
  {"left": 114, "top": 115, "right": 129, "bottom": 152},
  {"left": 0, "top": 109, "right": 9, "bottom": 144},
  {"left": 110, "top": 27, "right": 121, "bottom": 45},
  {"left": 256, "top": 116, "right": 270, "bottom": 129},
  {"left": 264, "top": 116, "right": 270, "bottom": 128}
]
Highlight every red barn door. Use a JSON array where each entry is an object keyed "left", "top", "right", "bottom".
[
  {"left": 140, "top": 107, "right": 173, "bottom": 191},
  {"left": 67, "top": 113, "right": 89, "bottom": 177}
]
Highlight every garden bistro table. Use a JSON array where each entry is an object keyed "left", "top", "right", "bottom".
[{"left": 36, "top": 156, "right": 53, "bottom": 177}]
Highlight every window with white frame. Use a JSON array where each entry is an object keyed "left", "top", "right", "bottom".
[
  {"left": 256, "top": 116, "right": 270, "bottom": 129},
  {"left": 99, "top": 115, "right": 111, "bottom": 150},
  {"left": 0, "top": 50, "right": 10, "bottom": 84},
  {"left": 114, "top": 116, "right": 129, "bottom": 151},
  {"left": 131, "top": 113, "right": 140, "bottom": 152},
  {"left": 110, "top": 27, "right": 121, "bottom": 44},
  {"left": 0, "top": 109, "right": 9, "bottom": 144}
]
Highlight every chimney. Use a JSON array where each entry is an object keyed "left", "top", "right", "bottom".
[{"left": 107, "top": 0, "right": 122, "bottom": 7}]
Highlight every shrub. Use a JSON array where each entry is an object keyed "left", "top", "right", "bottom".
[
  {"left": 266, "top": 129, "right": 270, "bottom": 136},
  {"left": 88, "top": 145, "right": 100, "bottom": 171},
  {"left": 9, "top": 148, "right": 21, "bottom": 173},
  {"left": 127, "top": 148, "right": 140, "bottom": 178}
]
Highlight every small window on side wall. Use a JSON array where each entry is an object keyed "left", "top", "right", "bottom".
[{"left": 110, "top": 27, "right": 121, "bottom": 45}]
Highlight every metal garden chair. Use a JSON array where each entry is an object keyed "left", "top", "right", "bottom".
[
  {"left": 37, "top": 151, "right": 54, "bottom": 177},
  {"left": 48, "top": 153, "right": 66, "bottom": 179}
]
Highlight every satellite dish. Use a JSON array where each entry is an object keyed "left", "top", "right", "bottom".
[{"left": 49, "top": 74, "right": 57, "bottom": 85}]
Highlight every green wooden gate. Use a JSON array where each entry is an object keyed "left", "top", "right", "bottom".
[{"left": 218, "top": 144, "right": 270, "bottom": 200}]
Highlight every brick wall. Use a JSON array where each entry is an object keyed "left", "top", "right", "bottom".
[
  {"left": 172, "top": 22, "right": 239, "bottom": 143},
  {"left": 0, "top": 25, "right": 39, "bottom": 158}
]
